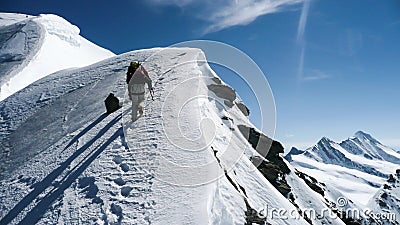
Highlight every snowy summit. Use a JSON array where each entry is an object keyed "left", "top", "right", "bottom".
[{"left": 0, "top": 13, "right": 114, "bottom": 101}]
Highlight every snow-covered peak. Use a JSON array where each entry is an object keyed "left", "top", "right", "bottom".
[
  {"left": 34, "top": 14, "right": 81, "bottom": 46},
  {"left": 0, "top": 13, "right": 115, "bottom": 101},
  {"left": 353, "top": 130, "right": 380, "bottom": 144},
  {"left": 317, "top": 136, "right": 335, "bottom": 146},
  {"left": 287, "top": 147, "right": 304, "bottom": 155}
]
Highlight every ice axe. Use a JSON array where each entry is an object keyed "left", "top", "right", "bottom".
[{"left": 150, "top": 88, "right": 154, "bottom": 101}]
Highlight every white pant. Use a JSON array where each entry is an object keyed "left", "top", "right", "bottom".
[
  {"left": 129, "top": 84, "right": 146, "bottom": 121},
  {"left": 131, "top": 95, "right": 144, "bottom": 121}
]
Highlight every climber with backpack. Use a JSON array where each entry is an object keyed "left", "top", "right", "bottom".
[{"left": 126, "top": 61, "right": 153, "bottom": 122}]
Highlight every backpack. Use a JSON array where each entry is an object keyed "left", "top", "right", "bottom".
[
  {"left": 104, "top": 93, "right": 120, "bottom": 114},
  {"left": 130, "top": 66, "right": 150, "bottom": 84},
  {"left": 126, "top": 61, "right": 140, "bottom": 84}
]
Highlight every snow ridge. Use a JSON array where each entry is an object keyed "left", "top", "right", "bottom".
[{"left": 0, "top": 13, "right": 115, "bottom": 101}]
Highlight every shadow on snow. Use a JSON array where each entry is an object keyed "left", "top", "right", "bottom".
[{"left": 0, "top": 115, "right": 122, "bottom": 225}]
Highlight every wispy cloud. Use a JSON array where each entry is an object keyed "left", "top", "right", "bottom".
[
  {"left": 285, "top": 134, "right": 295, "bottom": 138},
  {"left": 296, "top": 0, "right": 311, "bottom": 81},
  {"left": 296, "top": 0, "right": 311, "bottom": 43},
  {"left": 302, "top": 69, "right": 330, "bottom": 81},
  {"left": 204, "top": 0, "right": 303, "bottom": 34},
  {"left": 147, "top": 0, "right": 304, "bottom": 34}
]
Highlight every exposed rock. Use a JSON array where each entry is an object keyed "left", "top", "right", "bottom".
[
  {"left": 211, "top": 77, "right": 222, "bottom": 84},
  {"left": 245, "top": 199, "right": 268, "bottom": 225},
  {"left": 378, "top": 200, "right": 388, "bottom": 207},
  {"left": 237, "top": 125, "right": 275, "bottom": 159},
  {"left": 238, "top": 124, "right": 292, "bottom": 198},
  {"left": 221, "top": 116, "right": 233, "bottom": 121},
  {"left": 295, "top": 170, "right": 325, "bottom": 196},
  {"left": 207, "top": 84, "right": 236, "bottom": 107},
  {"left": 383, "top": 184, "right": 391, "bottom": 190},
  {"left": 388, "top": 174, "right": 396, "bottom": 183},
  {"left": 224, "top": 100, "right": 234, "bottom": 108},
  {"left": 236, "top": 102, "right": 250, "bottom": 116}
]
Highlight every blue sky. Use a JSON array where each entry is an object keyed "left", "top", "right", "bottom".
[{"left": 2, "top": 0, "right": 400, "bottom": 150}]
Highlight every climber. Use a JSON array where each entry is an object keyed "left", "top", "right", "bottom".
[{"left": 126, "top": 61, "right": 153, "bottom": 122}]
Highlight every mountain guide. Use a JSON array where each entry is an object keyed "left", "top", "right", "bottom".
[{"left": 127, "top": 61, "right": 153, "bottom": 122}]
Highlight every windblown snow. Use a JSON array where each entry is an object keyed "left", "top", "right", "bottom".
[{"left": 0, "top": 13, "right": 115, "bottom": 101}]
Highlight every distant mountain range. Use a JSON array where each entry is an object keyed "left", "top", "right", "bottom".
[{"left": 286, "top": 131, "right": 400, "bottom": 223}]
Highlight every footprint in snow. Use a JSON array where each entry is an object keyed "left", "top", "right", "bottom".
[
  {"left": 113, "top": 156, "right": 123, "bottom": 164},
  {"left": 110, "top": 203, "right": 123, "bottom": 222},
  {"left": 114, "top": 177, "right": 126, "bottom": 186},
  {"left": 120, "top": 163, "right": 129, "bottom": 172},
  {"left": 121, "top": 186, "right": 133, "bottom": 197}
]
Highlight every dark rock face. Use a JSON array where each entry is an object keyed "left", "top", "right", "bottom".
[
  {"left": 211, "top": 77, "right": 222, "bottom": 84},
  {"left": 237, "top": 124, "right": 292, "bottom": 197},
  {"left": 295, "top": 170, "right": 325, "bottom": 196},
  {"left": 207, "top": 84, "right": 236, "bottom": 107},
  {"left": 237, "top": 125, "right": 275, "bottom": 159},
  {"left": 236, "top": 102, "right": 250, "bottom": 116},
  {"left": 224, "top": 100, "right": 234, "bottom": 108},
  {"left": 245, "top": 201, "right": 269, "bottom": 225},
  {"left": 388, "top": 174, "right": 396, "bottom": 183},
  {"left": 284, "top": 147, "right": 304, "bottom": 162}
]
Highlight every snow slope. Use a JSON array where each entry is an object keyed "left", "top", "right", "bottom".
[
  {"left": 0, "top": 47, "right": 313, "bottom": 225},
  {"left": 286, "top": 132, "right": 400, "bottom": 224},
  {"left": 367, "top": 171, "right": 400, "bottom": 225},
  {"left": 0, "top": 13, "right": 115, "bottom": 101}
]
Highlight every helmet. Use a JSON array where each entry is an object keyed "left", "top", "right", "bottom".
[{"left": 130, "top": 61, "right": 139, "bottom": 67}]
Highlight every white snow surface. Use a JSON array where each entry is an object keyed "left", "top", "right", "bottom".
[
  {"left": 0, "top": 13, "right": 115, "bottom": 101},
  {"left": 288, "top": 132, "right": 400, "bottom": 208},
  {"left": 0, "top": 47, "right": 309, "bottom": 225}
]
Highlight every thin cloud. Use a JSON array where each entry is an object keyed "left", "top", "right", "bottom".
[
  {"left": 296, "top": 0, "right": 311, "bottom": 81},
  {"left": 146, "top": 0, "right": 304, "bottom": 34},
  {"left": 296, "top": 0, "right": 311, "bottom": 43},
  {"left": 302, "top": 69, "right": 330, "bottom": 81},
  {"left": 285, "top": 134, "right": 295, "bottom": 138},
  {"left": 204, "top": 0, "right": 303, "bottom": 34}
]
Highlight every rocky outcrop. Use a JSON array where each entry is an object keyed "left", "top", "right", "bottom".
[
  {"left": 207, "top": 83, "right": 236, "bottom": 107},
  {"left": 237, "top": 124, "right": 291, "bottom": 197},
  {"left": 236, "top": 102, "right": 250, "bottom": 116}
]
